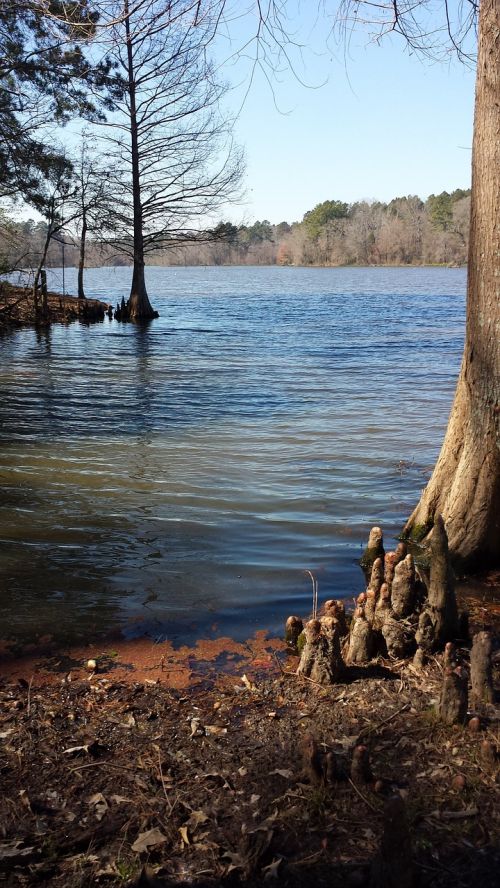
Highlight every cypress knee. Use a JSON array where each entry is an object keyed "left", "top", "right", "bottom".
[{"left": 470, "top": 631, "right": 494, "bottom": 703}]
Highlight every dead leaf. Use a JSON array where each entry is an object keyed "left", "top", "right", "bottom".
[
  {"left": 186, "top": 810, "right": 209, "bottom": 831},
  {"left": 205, "top": 724, "right": 227, "bottom": 736},
  {"left": 0, "top": 841, "right": 36, "bottom": 862},
  {"left": 190, "top": 718, "right": 204, "bottom": 738},
  {"left": 87, "top": 793, "right": 108, "bottom": 821},
  {"left": 262, "top": 857, "right": 282, "bottom": 879},
  {"left": 131, "top": 828, "right": 168, "bottom": 853},
  {"left": 222, "top": 850, "right": 246, "bottom": 872},
  {"left": 63, "top": 744, "right": 91, "bottom": 756},
  {"left": 19, "top": 790, "right": 32, "bottom": 811},
  {"left": 269, "top": 769, "right": 293, "bottom": 779},
  {"left": 179, "top": 826, "right": 190, "bottom": 846}
]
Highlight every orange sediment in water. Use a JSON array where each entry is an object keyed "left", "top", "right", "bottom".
[{"left": 0, "top": 630, "right": 287, "bottom": 690}]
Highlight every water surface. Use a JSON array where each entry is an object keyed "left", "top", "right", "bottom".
[{"left": 0, "top": 266, "right": 465, "bottom": 644}]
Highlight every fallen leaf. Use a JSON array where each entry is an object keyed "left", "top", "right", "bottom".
[
  {"left": 205, "top": 724, "right": 227, "bottom": 736},
  {"left": 179, "top": 826, "right": 190, "bottom": 846},
  {"left": 19, "top": 790, "right": 32, "bottom": 811},
  {"left": 262, "top": 857, "right": 282, "bottom": 879},
  {"left": 63, "top": 744, "right": 91, "bottom": 756},
  {"left": 186, "top": 810, "right": 209, "bottom": 831},
  {"left": 241, "top": 674, "right": 257, "bottom": 692},
  {"left": 131, "top": 828, "right": 168, "bottom": 853},
  {"left": 0, "top": 841, "right": 36, "bottom": 862},
  {"left": 87, "top": 793, "right": 108, "bottom": 821},
  {"left": 222, "top": 850, "right": 246, "bottom": 871},
  {"left": 269, "top": 769, "right": 293, "bottom": 779},
  {"left": 190, "top": 718, "right": 204, "bottom": 738}
]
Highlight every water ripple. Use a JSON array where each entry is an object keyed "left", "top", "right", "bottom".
[{"left": 0, "top": 266, "right": 465, "bottom": 643}]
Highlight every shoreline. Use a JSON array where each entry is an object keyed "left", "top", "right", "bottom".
[
  {"left": 1, "top": 572, "right": 497, "bottom": 687},
  {"left": 0, "top": 602, "right": 498, "bottom": 888},
  {"left": 0, "top": 282, "right": 110, "bottom": 330}
]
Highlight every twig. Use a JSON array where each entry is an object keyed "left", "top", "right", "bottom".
[
  {"left": 306, "top": 570, "right": 318, "bottom": 620},
  {"left": 158, "top": 750, "right": 174, "bottom": 814},
  {"left": 357, "top": 702, "right": 411, "bottom": 739},
  {"left": 68, "top": 761, "right": 142, "bottom": 774},
  {"left": 296, "top": 671, "right": 326, "bottom": 689},
  {"left": 289, "top": 849, "right": 324, "bottom": 866},
  {"left": 272, "top": 650, "right": 286, "bottom": 675},
  {"left": 430, "top": 807, "right": 479, "bottom": 821},
  {"left": 27, "top": 675, "right": 34, "bottom": 716},
  {"left": 348, "top": 777, "right": 380, "bottom": 814}
]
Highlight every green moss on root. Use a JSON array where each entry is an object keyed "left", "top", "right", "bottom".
[
  {"left": 402, "top": 519, "right": 434, "bottom": 544},
  {"left": 297, "top": 630, "right": 306, "bottom": 656},
  {"left": 360, "top": 546, "right": 380, "bottom": 575}
]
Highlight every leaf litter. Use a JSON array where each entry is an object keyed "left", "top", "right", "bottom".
[{"left": 0, "top": 606, "right": 499, "bottom": 888}]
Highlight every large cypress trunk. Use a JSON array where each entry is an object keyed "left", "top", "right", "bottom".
[{"left": 404, "top": 0, "right": 500, "bottom": 571}]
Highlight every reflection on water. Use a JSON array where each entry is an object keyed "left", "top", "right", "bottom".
[{"left": 0, "top": 266, "right": 465, "bottom": 644}]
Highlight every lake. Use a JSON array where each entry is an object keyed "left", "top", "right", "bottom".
[{"left": 0, "top": 265, "right": 466, "bottom": 645}]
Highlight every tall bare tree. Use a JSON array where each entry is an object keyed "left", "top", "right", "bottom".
[
  {"left": 69, "top": 133, "right": 115, "bottom": 299},
  {"left": 98, "top": 0, "right": 244, "bottom": 320}
]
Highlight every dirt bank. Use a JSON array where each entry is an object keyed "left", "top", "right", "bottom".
[
  {"left": 0, "top": 282, "right": 110, "bottom": 329},
  {"left": 0, "top": 596, "right": 498, "bottom": 888}
]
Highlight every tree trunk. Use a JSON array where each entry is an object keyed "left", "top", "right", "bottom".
[
  {"left": 124, "top": 0, "right": 157, "bottom": 322},
  {"left": 78, "top": 211, "right": 87, "bottom": 299},
  {"left": 33, "top": 220, "right": 54, "bottom": 317},
  {"left": 404, "top": 0, "right": 500, "bottom": 571}
]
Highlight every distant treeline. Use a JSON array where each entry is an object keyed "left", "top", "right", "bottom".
[{"left": 1, "top": 189, "right": 470, "bottom": 274}]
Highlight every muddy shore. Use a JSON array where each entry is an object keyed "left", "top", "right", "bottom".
[
  {"left": 1, "top": 582, "right": 498, "bottom": 888},
  {"left": 0, "top": 283, "right": 109, "bottom": 329}
]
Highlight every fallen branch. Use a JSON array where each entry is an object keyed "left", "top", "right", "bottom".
[{"left": 348, "top": 777, "right": 380, "bottom": 813}]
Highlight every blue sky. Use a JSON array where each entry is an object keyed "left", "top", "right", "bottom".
[{"left": 215, "top": 8, "right": 476, "bottom": 225}]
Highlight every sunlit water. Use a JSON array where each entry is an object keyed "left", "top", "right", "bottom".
[{"left": 0, "top": 266, "right": 466, "bottom": 645}]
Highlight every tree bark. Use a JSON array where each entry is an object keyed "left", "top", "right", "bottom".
[
  {"left": 370, "top": 796, "right": 414, "bottom": 888},
  {"left": 77, "top": 210, "right": 87, "bottom": 299},
  {"left": 404, "top": 0, "right": 500, "bottom": 571},
  {"left": 438, "top": 666, "right": 468, "bottom": 725},
  {"left": 124, "top": 0, "right": 157, "bottom": 322},
  {"left": 297, "top": 617, "right": 345, "bottom": 684},
  {"left": 470, "top": 630, "right": 494, "bottom": 703}
]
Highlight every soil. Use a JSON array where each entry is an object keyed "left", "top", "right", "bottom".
[
  {"left": 0, "top": 283, "right": 110, "bottom": 329},
  {"left": 1, "top": 584, "right": 499, "bottom": 888}
]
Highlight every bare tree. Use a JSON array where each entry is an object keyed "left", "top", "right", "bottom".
[
  {"left": 69, "top": 133, "right": 116, "bottom": 299},
  {"left": 29, "top": 158, "right": 82, "bottom": 314},
  {"left": 98, "top": 0, "right": 244, "bottom": 320}
]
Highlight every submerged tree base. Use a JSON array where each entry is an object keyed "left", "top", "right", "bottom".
[{"left": 114, "top": 293, "right": 159, "bottom": 322}]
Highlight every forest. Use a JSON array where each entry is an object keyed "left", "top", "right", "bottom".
[{"left": 1, "top": 189, "right": 471, "bottom": 273}]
